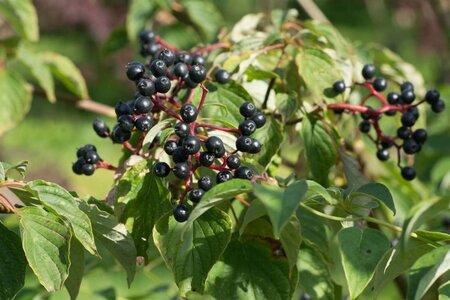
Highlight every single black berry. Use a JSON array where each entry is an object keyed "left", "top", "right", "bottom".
[
  {"left": 205, "top": 136, "right": 225, "bottom": 157},
  {"left": 72, "top": 158, "right": 85, "bottom": 175},
  {"left": 216, "top": 170, "right": 233, "bottom": 184},
  {"left": 115, "top": 101, "right": 132, "bottom": 116},
  {"left": 175, "top": 52, "right": 192, "bottom": 65},
  {"left": 184, "top": 76, "right": 199, "bottom": 89},
  {"left": 401, "top": 166, "right": 416, "bottom": 181},
  {"left": 173, "top": 63, "right": 188, "bottom": 78},
  {"left": 235, "top": 166, "right": 253, "bottom": 180},
  {"left": 155, "top": 76, "right": 171, "bottom": 93},
  {"left": 251, "top": 112, "right": 266, "bottom": 128},
  {"left": 139, "top": 30, "right": 156, "bottom": 44},
  {"left": 226, "top": 154, "right": 241, "bottom": 169},
  {"left": 239, "top": 102, "right": 256, "bottom": 118},
  {"left": 401, "top": 90, "right": 415, "bottom": 104},
  {"left": 77, "top": 144, "right": 96, "bottom": 158},
  {"left": 332, "top": 80, "right": 346, "bottom": 93},
  {"left": 431, "top": 100, "right": 445, "bottom": 113},
  {"left": 408, "top": 107, "right": 419, "bottom": 119},
  {"left": 118, "top": 114, "right": 134, "bottom": 131},
  {"left": 425, "top": 89, "right": 440, "bottom": 105},
  {"left": 110, "top": 125, "right": 131, "bottom": 143},
  {"left": 248, "top": 139, "right": 262, "bottom": 154},
  {"left": 93, "top": 119, "right": 110, "bottom": 138},
  {"left": 172, "top": 147, "right": 189, "bottom": 163},
  {"left": 215, "top": 69, "right": 230, "bottom": 84},
  {"left": 403, "top": 139, "right": 420, "bottom": 154},
  {"left": 126, "top": 62, "right": 145, "bottom": 81},
  {"left": 173, "top": 162, "right": 189, "bottom": 179},
  {"left": 397, "top": 126, "right": 411, "bottom": 139},
  {"left": 135, "top": 115, "right": 153, "bottom": 131},
  {"left": 401, "top": 112, "right": 416, "bottom": 127},
  {"left": 180, "top": 103, "right": 198, "bottom": 123},
  {"left": 362, "top": 64, "right": 376, "bottom": 80},
  {"left": 150, "top": 59, "right": 167, "bottom": 77},
  {"left": 192, "top": 54, "right": 205, "bottom": 66},
  {"left": 376, "top": 148, "right": 389, "bottom": 161},
  {"left": 182, "top": 136, "right": 201, "bottom": 154},
  {"left": 199, "top": 151, "right": 215, "bottom": 166},
  {"left": 198, "top": 176, "right": 213, "bottom": 191},
  {"left": 400, "top": 81, "right": 414, "bottom": 92},
  {"left": 164, "top": 140, "right": 178, "bottom": 155},
  {"left": 381, "top": 141, "right": 393, "bottom": 149},
  {"left": 85, "top": 151, "right": 100, "bottom": 164},
  {"left": 154, "top": 162, "right": 171, "bottom": 177},
  {"left": 387, "top": 92, "right": 400, "bottom": 105},
  {"left": 173, "top": 204, "right": 189, "bottom": 222},
  {"left": 189, "top": 65, "right": 207, "bottom": 83},
  {"left": 189, "top": 188, "right": 205, "bottom": 203},
  {"left": 236, "top": 136, "right": 253, "bottom": 152},
  {"left": 412, "top": 129, "right": 427, "bottom": 144},
  {"left": 137, "top": 79, "right": 155, "bottom": 96},
  {"left": 158, "top": 49, "right": 175, "bottom": 66},
  {"left": 82, "top": 163, "right": 95, "bottom": 176},
  {"left": 361, "top": 106, "right": 373, "bottom": 120},
  {"left": 134, "top": 96, "right": 153, "bottom": 114},
  {"left": 359, "top": 120, "right": 371, "bottom": 133},
  {"left": 239, "top": 119, "right": 257, "bottom": 136},
  {"left": 174, "top": 122, "right": 190, "bottom": 138},
  {"left": 373, "top": 77, "right": 387, "bottom": 92},
  {"left": 140, "top": 43, "right": 160, "bottom": 56}
]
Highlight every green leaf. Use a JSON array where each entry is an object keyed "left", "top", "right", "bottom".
[
  {"left": 154, "top": 208, "right": 232, "bottom": 296},
  {"left": 119, "top": 162, "right": 172, "bottom": 258},
  {"left": 253, "top": 180, "right": 307, "bottom": 238},
  {"left": 205, "top": 237, "right": 292, "bottom": 299},
  {"left": 339, "top": 150, "right": 370, "bottom": 189},
  {"left": 0, "top": 163, "right": 4, "bottom": 181},
  {"left": 102, "top": 26, "right": 128, "bottom": 56},
  {"left": 304, "top": 180, "right": 335, "bottom": 204},
  {"left": 114, "top": 159, "right": 149, "bottom": 207},
  {"left": 183, "top": 0, "right": 223, "bottom": 41},
  {"left": 338, "top": 227, "right": 390, "bottom": 299},
  {"left": 26, "top": 180, "right": 97, "bottom": 255},
  {"left": 296, "top": 206, "right": 328, "bottom": 252},
  {"left": 64, "top": 238, "right": 84, "bottom": 300},
  {"left": 350, "top": 183, "right": 395, "bottom": 215},
  {"left": 126, "top": 0, "right": 157, "bottom": 42},
  {"left": 0, "top": 160, "right": 28, "bottom": 180},
  {"left": 297, "top": 245, "right": 334, "bottom": 300},
  {"left": 187, "top": 179, "right": 252, "bottom": 223},
  {"left": 16, "top": 45, "right": 55, "bottom": 102},
  {"left": 407, "top": 245, "right": 450, "bottom": 300},
  {"left": 280, "top": 216, "right": 302, "bottom": 270},
  {"left": 0, "top": 70, "right": 32, "bottom": 136},
  {"left": 252, "top": 117, "right": 284, "bottom": 168},
  {"left": 80, "top": 202, "right": 136, "bottom": 286},
  {"left": 17, "top": 206, "right": 71, "bottom": 291},
  {"left": 302, "top": 116, "right": 338, "bottom": 185},
  {"left": 245, "top": 66, "right": 279, "bottom": 81},
  {"left": 143, "top": 119, "right": 173, "bottom": 149},
  {"left": 275, "top": 93, "right": 298, "bottom": 123},
  {"left": 240, "top": 200, "right": 267, "bottom": 235},
  {"left": 40, "top": 51, "right": 89, "bottom": 99},
  {"left": 0, "top": 222, "right": 26, "bottom": 300},
  {"left": 296, "top": 48, "right": 341, "bottom": 103},
  {"left": 0, "top": 0, "right": 38, "bottom": 41},
  {"left": 440, "top": 281, "right": 450, "bottom": 299}
]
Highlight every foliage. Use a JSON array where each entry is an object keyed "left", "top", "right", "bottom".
[{"left": 0, "top": 1, "right": 449, "bottom": 300}]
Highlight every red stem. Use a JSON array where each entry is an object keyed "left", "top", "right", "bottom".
[
  {"left": 361, "top": 82, "right": 389, "bottom": 106},
  {"left": 153, "top": 97, "right": 182, "bottom": 121},
  {"left": 185, "top": 88, "right": 195, "bottom": 104},
  {"left": 155, "top": 36, "right": 178, "bottom": 52},
  {"left": 194, "top": 42, "right": 230, "bottom": 54},
  {"left": 197, "top": 83, "right": 209, "bottom": 113},
  {"left": 122, "top": 141, "right": 136, "bottom": 152},
  {"left": 97, "top": 160, "right": 118, "bottom": 172}
]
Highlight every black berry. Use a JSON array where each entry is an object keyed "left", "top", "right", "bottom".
[
  {"left": 362, "top": 64, "right": 376, "bottom": 80},
  {"left": 425, "top": 89, "right": 440, "bottom": 105},
  {"left": 158, "top": 49, "right": 175, "bottom": 66},
  {"left": 401, "top": 112, "right": 416, "bottom": 127},
  {"left": 93, "top": 119, "right": 110, "bottom": 138},
  {"left": 175, "top": 52, "right": 192, "bottom": 65},
  {"left": 412, "top": 129, "right": 427, "bottom": 144},
  {"left": 85, "top": 151, "right": 100, "bottom": 164},
  {"left": 226, "top": 154, "right": 241, "bottom": 169},
  {"left": 235, "top": 166, "right": 253, "bottom": 180},
  {"left": 397, "top": 126, "right": 411, "bottom": 139},
  {"left": 189, "top": 189, "right": 205, "bottom": 203},
  {"left": 431, "top": 100, "right": 445, "bottom": 113},
  {"left": 239, "top": 102, "right": 256, "bottom": 118},
  {"left": 387, "top": 92, "right": 400, "bottom": 105},
  {"left": 150, "top": 59, "right": 167, "bottom": 77},
  {"left": 359, "top": 120, "right": 371, "bottom": 133},
  {"left": 215, "top": 69, "right": 230, "bottom": 84},
  {"left": 154, "top": 162, "right": 171, "bottom": 177},
  {"left": 251, "top": 112, "right": 266, "bottom": 128},
  {"left": 173, "top": 204, "right": 189, "bottom": 222},
  {"left": 118, "top": 114, "right": 134, "bottom": 131},
  {"left": 172, "top": 148, "right": 189, "bottom": 163},
  {"left": 400, "top": 81, "right": 414, "bottom": 92},
  {"left": 236, "top": 136, "right": 253, "bottom": 152},
  {"left": 189, "top": 65, "right": 207, "bottom": 83},
  {"left": 174, "top": 122, "right": 190, "bottom": 138},
  {"left": 115, "top": 101, "right": 132, "bottom": 116},
  {"left": 198, "top": 176, "right": 213, "bottom": 191},
  {"left": 403, "top": 139, "right": 420, "bottom": 154},
  {"left": 373, "top": 77, "right": 387, "bottom": 92},
  {"left": 332, "top": 80, "right": 346, "bottom": 93},
  {"left": 173, "top": 63, "right": 188, "bottom": 78},
  {"left": 134, "top": 96, "right": 153, "bottom": 114},
  {"left": 192, "top": 54, "right": 205, "bottom": 66},
  {"left": 173, "top": 162, "right": 189, "bottom": 179},
  {"left": 139, "top": 30, "right": 156, "bottom": 44},
  {"left": 180, "top": 104, "right": 198, "bottom": 123},
  {"left": 135, "top": 115, "right": 153, "bottom": 131},
  {"left": 216, "top": 170, "right": 233, "bottom": 184},
  {"left": 182, "top": 136, "right": 201, "bottom": 154},
  {"left": 376, "top": 148, "right": 389, "bottom": 161},
  {"left": 164, "top": 140, "right": 178, "bottom": 155},
  {"left": 248, "top": 139, "right": 262, "bottom": 154},
  {"left": 82, "top": 164, "right": 95, "bottom": 176},
  {"left": 110, "top": 125, "right": 131, "bottom": 143},
  {"left": 155, "top": 76, "right": 171, "bottom": 93},
  {"left": 205, "top": 136, "right": 225, "bottom": 157},
  {"left": 72, "top": 158, "right": 85, "bottom": 175},
  {"left": 137, "top": 79, "right": 155, "bottom": 96},
  {"left": 239, "top": 120, "right": 257, "bottom": 136},
  {"left": 401, "top": 90, "right": 415, "bottom": 104},
  {"left": 199, "top": 151, "right": 215, "bottom": 166},
  {"left": 126, "top": 62, "right": 145, "bottom": 81},
  {"left": 401, "top": 166, "right": 416, "bottom": 181},
  {"left": 184, "top": 76, "right": 198, "bottom": 89}
]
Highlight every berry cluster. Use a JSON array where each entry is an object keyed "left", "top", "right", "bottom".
[
  {"left": 73, "top": 30, "right": 265, "bottom": 223},
  {"left": 330, "top": 64, "right": 445, "bottom": 181},
  {"left": 72, "top": 144, "right": 100, "bottom": 176}
]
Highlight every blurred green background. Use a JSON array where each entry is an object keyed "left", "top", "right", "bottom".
[{"left": 0, "top": 0, "right": 449, "bottom": 298}]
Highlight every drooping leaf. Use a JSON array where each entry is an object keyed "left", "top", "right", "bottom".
[
  {"left": 143, "top": 119, "right": 174, "bottom": 149},
  {"left": 280, "top": 216, "right": 302, "bottom": 270},
  {"left": 205, "top": 237, "right": 292, "bottom": 299},
  {"left": 17, "top": 206, "right": 71, "bottom": 292},
  {"left": 40, "top": 51, "right": 89, "bottom": 99},
  {"left": 16, "top": 45, "right": 55, "bottom": 102},
  {"left": 252, "top": 117, "right": 284, "bottom": 168},
  {"left": 253, "top": 180, "right": 307, "bottom": 238},
  {"left": 119, "top": 161, "right": 172, "bottom": 258},
  {"left": 302, "top": 116, "right": 338, "bottom": 186},
  {"left": 338, "top": 227, "right": 390, "bottom": 299},
  {"left": 0, "top": 222, "right": 26, "bottom": 300},
  {"left": 64, "top": 238, "right": 85, "bottom": 300},
  {"left": 184, "top": 0, "right": 223, "bottom": 41},
  {"left": 350, "top": 183, "right": 395, "bottom": 215},
  {"left": 126, "top": 0, "right": 157, "bottom": 42},
  {"left": 79, "top": 202, "right": 136, "bottom": 286},
  {"left": 154, "top": 208, "right": 232, "bottom": 296},
  {"left": 407, "top": 245, "right": 450, "bottom": 300},
  {"left": 0, "top": 70, "right": 32, "bottom": 136},
  {"left": 0, "top": 0, "right": 38, "bottom": 41},
  {"left": 102, "top": 26, "right": 129, "bottom": 56},
  {"left": 26, "top": 180, "right": 97, "bottom": 255},
  {"left": 187, "top": 179, "right": 252, "bottom": 223},
  {"left": 297, "top": 245, "right": 334, "bottom": 300}
]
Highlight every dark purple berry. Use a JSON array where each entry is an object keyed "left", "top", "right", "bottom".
[
  {"left": 135, "top": 115, "right": 152, "bottom": 131},
  {"left": 215, "top": 69, "right": 230, "bottom": 84},
  {"left": 155, "top": 76, "right": 171, "bottom": 93},
  {"left": 403, "top": 139, "right": 420, "bottom": 154},
  {"left": 251, "top": 112, "right": 266, "bottom": 128},
  {"left": 164, "top": 140, "right": 178, "bottom": 155},
  {"left": 362, "top": 64, "right": 376, "bottom": 80},
  {"left": 216, "top": 170, "right": 233, "bottom": 184},
  {"left": 387, "top": 92, "right": 400, "bottom": 105},
  {"left": 199, "top": 151, "right": 215, "bottom": 166},
  {"left": 111, "top": 125, "right": 131, "bottom": 143},
  {"left": 236, "top": 136, "right": 253, "bottom": 152},
  {"left": 248, "top": 139, "right": 262, "bottom": 154},
  {"left": 173, "top": 162, "right": 189, "bottom": 179},
  {"left": 235, "top": 166, "right": 253, "bottom": 180},
  {"left": 431, "top": 100, "right": 445, "bottom": 113},
  {"left": 192, "top": 54, "right": 205, "bottom": 66},
  {"left": 401, "top": 112, "right": 416, "bottom": 127},
  {"left": 226, "top": 154, "right": 241, "bottom": 169},
  {"left": 72, "top": 158, "right": 85, "bottom": 175},
  {"left": 198, "top": 176, "right": 213, "bottom": 191},
  {"left": 85, "top": 151, "right": 100, "bottom": 164},
  {"left": 118, "top": 114, "right": 134, "bottom": 131},
  {"left": 175, "top": 52, "right": 192, "bottom": 64},
  {"left": 154, "top": 162, "right": 170, "bottom": 177},
  {"left": 126, "top": 62, "right": 145, "bottom": 81},
  {"left": 180, "top": 103, "right": 198, "bottom": 123},
  {"left": 376, "top": 148, "right": 389, "bottom": 161},
  {"left": 150, "top": 59, "right": 167, "bottom": 77},
  {"left": 174, "top": 122, "right": 190, "bottom": 138},
  {"left": 189, "top": 188, "right": 205, "bottom": 203},
  {"left": 173, "top": 63, "right": 188, "bottom": 78},
  {"left": 373, "top": 77, "right": 387, "bottom": 92},
  {"left": 239, "top": 102, "right": 256, "bottom": 118},
  {"left": 400, "top": 81, "right": 414, "bottom": 92},
  {"left": 359, "top": 120, "right": 371, "bottom": 133},
  {"left": 401, "top": 166, "right": 416, "bottom": 181},
  {"left": 401, "top": 90, "right": 415, "bottom": 104},
  {"left": 412, "top": 129, "right": 427, "bottom": 144},
  {"left": 134, "top": 96, "right": 153, "bottom": 114},
  {"left": 115, "top": 101, "right": 132, "bottom": 116},
  {"left": 239, "top": 120, "right": 257, "bottom": 136},
  {"left": 425, "top": 89, "right": 440, "bottom": 105},
  {"left": 205, "top": 136, "right": 225, "bottom": 157},
  {"left": 158, "top": 49, "right": 175, "bottom": 66},
  {"left": 173, "top": 204, "right": 189, "bottom": 222},
  {"left": 139, "top": 30, "right": 156, "bottom": 44},
  {"left": 82, "top": 164, "right": 95, "bottom": 176},
  {"left": 172, "top": 148, "right": 189, "bottom": 163},
  {"left": 332, "top": 80, "right": 346, "bottom": 93},
  {"left": 397, "top": 126, "right": 411, "bottom": 139},
  {"left": 93, "top": 119, "right": 110, "bottom": 138},
  {"left": 182, "top": 136, "right": 201, "bottom": 154},
  {"left": 137, "top": 79, "right": 155, "bottom": 96},
  {"left": 189, "top": 64, "right": 207, "bottom": 83}
]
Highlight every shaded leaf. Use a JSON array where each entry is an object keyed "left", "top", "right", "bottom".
[
  {"left": 184, "top": 0, "right": 223, "bottom": 41},
  {"left": 280, "top": 216, "right": 302, "bottom": 269},
  {"left": 240, "top": 200, "right": 267, "bottom": 235},
  {"left": 126, "top": 0, "right": 157, "bottom": 42},
  {"left": 143, "top": 119, "right": 173, "bottom": 149},
  {"left": 64, "top": 238, "right": 84, "bottom": 300},
  {"left": 17, "top": 206, "right": 71, "bottom": 291},
  {"left": 252, "top": 117, "right": 284, "bottom": 168},
  {"left": 102, "top": 26, "right": 128, "bottom": 56},
  {"left": 350, "top": 183, "right": 395, "bottom": 215}
]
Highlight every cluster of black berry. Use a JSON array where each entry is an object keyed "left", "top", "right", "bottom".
[
  {"left": 72, "top": 144, "right": 100, "bottom": 176},
  {"left": 331, "top": 64, "right": 445, "bottom": 181},
  {"left": 154, "top": 101, "right": 266, "bottom": 223},
  {"left": 73, "top": 29, "right": 265, "bottom": 223}
]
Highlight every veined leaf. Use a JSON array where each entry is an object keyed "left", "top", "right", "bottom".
[
  {"left": 64, "top": 238, "right": 84, "bottom": 300},
  {"left": 350, "top": 183, "right": 395, "bottom": 215}
]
